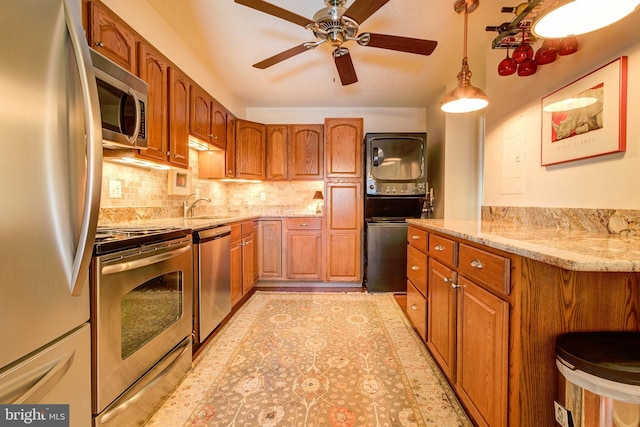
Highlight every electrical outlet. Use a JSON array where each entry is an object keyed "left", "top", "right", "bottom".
[
  {"left": 109, "top": 180, "right": 122, "bottom": 198},
  {"left": 554, "top": 401, "right": 574, "bottom": 427},
  {"left": 260, "top": 192, "right": 266, "bottom": 201}
]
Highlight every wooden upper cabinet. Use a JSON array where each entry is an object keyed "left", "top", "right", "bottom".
[
  {"left": 189, "top": 83, "right": 226, "bottom": 150},
  {"left": 266, "top": 125, "right": 288, "bottom": 181},
  {"left": 87, "top": 1, "right": 137, "bottom": 73},
  {"left": 235, "top": 120, "right": 266, "bottom": 180},
  {"left": 189, "top": 84, "right": 211, "bottom": 141},
  {"left": 211, "top": 101, "right": 227, "bottom": 149},
  {"left": 138, "top": 42, "right": 169, "bottom": 163},
  {"left": 168, "top": 67, "right": 190, "bottom": 168},
  {"left": 290, "top": 125, "right": 323, "bottom": 180},
  {"left": 324, "top": 118, "right": 363, "bottom": 178},
  {"left": 226, "top": 113, "right": 237, "bottom": 177}
]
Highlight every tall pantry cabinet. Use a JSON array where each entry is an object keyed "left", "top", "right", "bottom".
[{"left": 324, "top": 118, "right": 363, "bottom": 283}]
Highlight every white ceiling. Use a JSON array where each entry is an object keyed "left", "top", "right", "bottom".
[{"left": 143, "top": 0, "right": 508, "bottom": 108}]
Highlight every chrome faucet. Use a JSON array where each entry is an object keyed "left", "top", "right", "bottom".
[{"left": 183, "top": 193, "right": 211, "bottom": 218}]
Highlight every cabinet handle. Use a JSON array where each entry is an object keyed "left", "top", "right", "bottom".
[
  {"left": 451, "top": 283, "right": 464, "bottom": 289},
  {"left": 434, "top": 244, "right": 444, "bottom": 251},
  {"left": 411, "top": 304, "right": 418, "bottom": 311},
  {"left": 411, "top": 265, "right": 419, "bottom": 271},
  {"left": 443, "top": 277, "right": 452, "bottom": 283},
  {"left": 299, "top": 222, "right": 307, "bottom": 227},
  {"left": 95, "top": 41, "right": 104, "bottom": 47},
  {"left": 470, "top": 259, "right": 484, "bottom": 269},
  {"left": 411, "top": 234, "right": 420, "bottom": 240}
]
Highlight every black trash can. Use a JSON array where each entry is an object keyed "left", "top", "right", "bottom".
[{"left": 555, "top": 332, "right": 640, "bottom": 427}]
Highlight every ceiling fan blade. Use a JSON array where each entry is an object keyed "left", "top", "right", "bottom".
[
  {"left": 360, "top": 33, "right": 438, "bottom": 56},
  {"left": 253, "top": 44, "right": 312, "bottom": 69},
  {"left": 235, "top": 0, "right": 314, "bottom": 27},
  {"left": 333, "top": 48, "right": 358, "bottom": 86},
  {"left": 343, "top": 0, "right": 390, "bottom": 24}
]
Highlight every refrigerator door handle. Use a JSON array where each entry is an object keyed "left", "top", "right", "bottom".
[
  {"left": 2, "top": 352, "right": 75, "bottom": 404},
  {"left": 64, "top": 0, "right": 103, "bottom": 296}
]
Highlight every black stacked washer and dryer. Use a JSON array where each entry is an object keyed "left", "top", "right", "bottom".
[{"left": 363, "top": 133, "right": 430, "bottom": 293}]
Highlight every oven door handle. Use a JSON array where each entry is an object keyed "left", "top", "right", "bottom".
[{"left": 101, "top": 245, "right": 191, "bottom": 275}]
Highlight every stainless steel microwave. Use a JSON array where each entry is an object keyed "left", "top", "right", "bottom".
[{"left": 89, "top": 49, "right": 148, "bottom": 150}]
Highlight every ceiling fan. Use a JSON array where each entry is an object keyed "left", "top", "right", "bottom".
[{"left": 235, "top": 0, "right": 438, "bottom": 85}]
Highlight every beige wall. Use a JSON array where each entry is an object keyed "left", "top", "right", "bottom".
[{"left": 482, "top": 11, "right": 640, "bottom": 210}]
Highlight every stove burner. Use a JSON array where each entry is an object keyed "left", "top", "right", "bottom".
[{"left": 94, "top": 226, "right": 191, "bottom": 255}]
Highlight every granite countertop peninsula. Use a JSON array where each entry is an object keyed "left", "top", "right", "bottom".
[{"left": 406, "top": 219, "right": 640, "bottom": 273}]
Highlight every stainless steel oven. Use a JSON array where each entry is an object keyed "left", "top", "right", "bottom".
[{"left": 90, "top": 227, "right": 193, "bottom": 427}]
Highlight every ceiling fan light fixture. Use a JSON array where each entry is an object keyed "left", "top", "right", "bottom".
[
  {"left": 531, "top": 0, "right": 640, "bottom": 38},
  {"left": 440, "top": 0, "right": 489, "bottom": 114}
]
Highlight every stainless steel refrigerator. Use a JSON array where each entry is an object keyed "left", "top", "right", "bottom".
[{"left": 0, "top": 1, "right": 102, "bottom": 426}]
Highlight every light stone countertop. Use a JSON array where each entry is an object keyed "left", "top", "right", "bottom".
[
  {"left": 99, "top": 214, "right": 323, "bottom": 231},
  {"left": 407, "top": 219, "right": 640, "bottom": 273}
]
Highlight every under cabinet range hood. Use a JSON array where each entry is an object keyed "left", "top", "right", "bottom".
[{"left": 90, "top": 49, "right": 148, "bottom": 150}]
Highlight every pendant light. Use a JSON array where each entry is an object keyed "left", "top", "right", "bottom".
[
  {"left": 440, "top": 0, "right": 490, "bottom": 114},
  {"left": 531, "top": 0, "right": 640, "bottom": 39}
]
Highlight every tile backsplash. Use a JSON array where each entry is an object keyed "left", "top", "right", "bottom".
[{"left": 98, "top": 150, "right": 323, "bottom": 224}]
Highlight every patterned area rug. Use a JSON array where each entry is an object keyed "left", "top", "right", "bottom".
[{"left": 145, "top": 292, "right": 471, "bottom": 426}]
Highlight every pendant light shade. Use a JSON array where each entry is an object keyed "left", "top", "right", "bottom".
[
  {"left": 532, "top": 0, "right": 640, "bottom": 38},
  {"left": 440, "top": 0, "right": 490, "bottom": 114}
]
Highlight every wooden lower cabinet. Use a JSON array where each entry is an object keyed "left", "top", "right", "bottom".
[
  {"left": 406, "top": 281, "right": 427, "bottom": 341},
  {"left": 427, "top": 258, "right": 457, "bottom": 383},
  {"left": 286, "top": 218, "right": 322, "bottom": 280},
  {"left": 325, "top": 181, "right": 362, "bottom": 282},
  {"left": 456, "top": 276, "right": 509, "bottom": 427},
  {"left": 258, "top": 219, "right": 283, "bottom": 280},
  {"left": 230, "top": 224, "right": 243, "bottom": 306},
  {"left": 427, "top": 251, "right": 509, "bottom": 427},
  {"left": 230, "top": 221, "right": 257, "bottom": 306}
]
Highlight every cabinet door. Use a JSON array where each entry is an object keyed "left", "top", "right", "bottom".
[
  {"left": 88, "top": 2, "right": 137, "bottom": 73},
  {"left": 326, "top": 181, "right": 362, "bottom": 282},
  {"left": 259, "top": 220, "right": 283, "bottom": 279},
  {"left": 287, "top": 230, "right": 322, "bottom": 280},
  {"left": 226, "top": 114, "right": 237, "bottom": 177},
  {"left": 427, "top": 258, "right": 457, "bottom": 382},
  {"left": 456, "top": 276, "right": 509, "bottom": 427},
  {"left": 168, "top": 67, "right": 189, "bottom": 168},
  {"left": 236, "top": 120, "right": 266, "bottom": 180},
  {"left": 242, "top": 232, "right": 256, "bottom": 294},
  {"left": 138, "top": 43, "right": 168, "bottom": 162},
  {"left": 324, "top": 118, "right": 363, "bottom": 178},
  {"left": 211, "top": 101, "right": 227, "bottom": 150},
  {"left": 230, "top": 238, "right": 243, "bottom": 307},
  {"left": 189, "top": 84, "right": 212, "bottom": 143},
  {"left": 290, "top": 125, "right": 323, "bottom": 180},
  {"left": 266, "top": 125, "right": 288, "bottom": 181}
]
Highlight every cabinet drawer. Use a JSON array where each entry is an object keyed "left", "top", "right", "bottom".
[
  {"left": 459, "top": 244, "right": 511, "bottom": 295},
  {"left": 286, "top": 217, "right": 322, "bottom": 230},
  {"left": 407, "top": 245, "right": 427, "bottom": 296},
  {"left": 429, "top": 234, "right": 458, "bottom": 267},
  {"left": 407, "top": 226, "right": 428, "bottom": 253},
  {"left": 230, "top": 223, "right": 241, "bottom": 241},
  {"left": 406, "top": 281, "right": 427, "bottom": 341},
  {"left": 241, "top": 220, "right": 255, "bottom": 235}
]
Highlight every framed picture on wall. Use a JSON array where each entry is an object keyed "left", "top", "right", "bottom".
[
  {"left": 541, "top": 56, "right": 627, "bottom": 166},
  {"left": 167, "top": 169, "right": 191, "bottom": 195}
]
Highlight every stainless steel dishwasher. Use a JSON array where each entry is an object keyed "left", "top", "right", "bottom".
[{"left": 193, "top": 225, "right": 231, "bottom": 345}]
